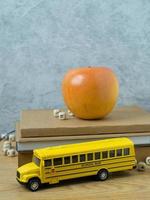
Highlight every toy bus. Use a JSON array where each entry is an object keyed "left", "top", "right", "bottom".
[{"left": 16, "top": 137, "right": 136, "bottom": 191}]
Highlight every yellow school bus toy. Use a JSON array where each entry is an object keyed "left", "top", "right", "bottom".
[{"left": 16, "top": 137, "right": 136, "bottom": 191}]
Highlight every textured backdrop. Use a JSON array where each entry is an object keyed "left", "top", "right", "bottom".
[{"left": 0, "top": 0, "right": 150, "bottom": 134}]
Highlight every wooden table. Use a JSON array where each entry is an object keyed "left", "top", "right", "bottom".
[{"left": 0, "top": 142, "right": 150, "bottom": 200}]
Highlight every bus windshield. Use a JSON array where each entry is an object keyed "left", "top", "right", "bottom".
[{"left": 33, "top": 156, "right": 40, "bottom": 166}]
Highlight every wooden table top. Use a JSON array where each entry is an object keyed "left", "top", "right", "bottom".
[{"left": 0, "top": 142, "right": 150, "bottom": 200}]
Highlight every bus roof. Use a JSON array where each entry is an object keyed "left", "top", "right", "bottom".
[{"left": 34, "top": 138, "right": 134, "bottom": 159}]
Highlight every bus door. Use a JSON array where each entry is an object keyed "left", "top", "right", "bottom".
[{"left": 43, "top": 159, "right": 59, "bottom": 184}]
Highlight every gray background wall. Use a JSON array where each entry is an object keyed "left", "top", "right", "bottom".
[{"left": 0, "top": 0, "right": 150, "bottom": 134}]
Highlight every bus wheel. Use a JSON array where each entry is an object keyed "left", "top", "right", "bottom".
[
  {"left": 27, "top": 178, "right": 41, "bottom": 192},
  {"left": 97, "top": 169, "right": 108, "bottom": 181}
]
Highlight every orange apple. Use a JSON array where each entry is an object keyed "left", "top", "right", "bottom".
[{"left": 62, "top": 66, "right": 119, "bottom": 119}]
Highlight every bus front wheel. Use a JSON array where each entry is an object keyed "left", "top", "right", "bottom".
[
  {"left": 97, "top": 169, "right": 108, "bottom": 181},
  {"left": 27, "top": 178, "right": 41, "bottom": 192}
]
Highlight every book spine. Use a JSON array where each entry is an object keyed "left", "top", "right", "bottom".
[{"left": 16, "top": 135, "right": 150, "bottom": 152}]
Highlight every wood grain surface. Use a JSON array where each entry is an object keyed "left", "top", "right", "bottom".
[{"left": 0, "top": 141, "right": 150, "bottom": 200}]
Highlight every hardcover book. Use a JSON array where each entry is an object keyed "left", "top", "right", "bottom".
[
  {"left": 16, "top": 106, "right": 150, "bottom": 166},
  {"left": 20, "top": 106, "right": 150, "bottom": 138}
]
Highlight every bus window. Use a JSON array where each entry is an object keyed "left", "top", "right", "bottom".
[
  {"left": 54, "top": 158, "right": 62, "bottom": 166},
  {"left": 44, "top": 159, "right": 52, "bottom": 167},
  {"left": 95, "top": 152, "right": 100, "bottom": 160},
  {"left": 33, "top": 156, "right": 40, "bottom": 166},
  {"left": 109, "top": 150, "right": 115, "bottom": 158},
  {"left": 72, "top": 155, "right": 78, "bottom": 163},
  {"left": 124, "top": 148, "right": 130, "bottom": 155},
  {"left": 87, "top": 153, "right": 93, "bottom": 161},
  {"left": 117, "top": 149, "right": 122, "bottom": 156},
  {"left": 80, "top": 154, "right": 86, "bottom": 162},
  {"left": 64, "top": 156, "right": 71, "bottom": 164},
  {"left": 102, "top": 151, "right": 108, "bottom": 159}
]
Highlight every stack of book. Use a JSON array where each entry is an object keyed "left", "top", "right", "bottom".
[{"left": 16, "top": 106, "right": 150, "bottom": 167}]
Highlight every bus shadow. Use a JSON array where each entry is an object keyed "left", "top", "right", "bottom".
[
  {"left": 109, "top": 171, "right": 132, "bottom": 180},
  {"left": 41, "top": 176, "right": 96, "bottom": 190},
  {"left": 40, "top": 171, "right": 132, "bottom": 191}
]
